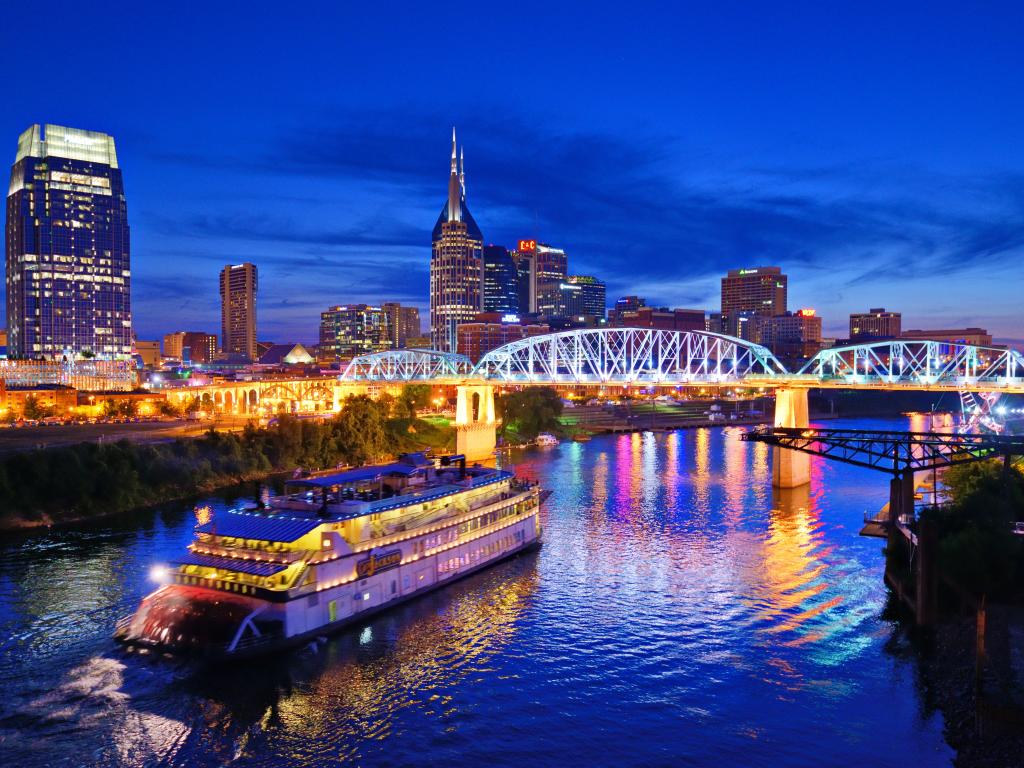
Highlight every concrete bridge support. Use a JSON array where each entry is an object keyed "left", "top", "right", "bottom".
[
  {"left": 772, "top": 387, "right": 810, "bottom": 488},
  {"left": 455, "top": 384, "right": 497, "bottom": 462}
]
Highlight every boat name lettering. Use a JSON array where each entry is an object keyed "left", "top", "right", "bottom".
[{"left": 356, "top": 549, "right": 403, "bottom": 578}]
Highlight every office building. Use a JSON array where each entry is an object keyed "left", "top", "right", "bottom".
[
  {"left": 382, "top": 302, "right": 421, "bottom": 348},
  {"left": 612, "top": 306, "right": 705, "bottom": 333},
  {"left": 510, "top": 246, "right": 537, "bottom": 314},
  {"left": 901, "top": 327, "right": 993, "bottom": 347},
  {"left": 608, "top": 296, "right": 646, "bottom": 324},
  {"left": 721, "top": 266, "right": 787, "bottom": 319},
  {"left": 220, "top": 263, "right": 258, "bottom": 360},
  {"left": 134, "top": 340, "right": 161, "bottom": 367},
  {"left": 164, "top": 331, "right": 219, "bottom": 364},
  {"left": 482, "top": 245, "right": 519, "bottom": 314},
  {"left": 456, "top": 313, "right": 550, "bottom": 363},
  {"left": 6, "top": 124, "right": 132, "bottom": 359},
  {"left": 430, "top": 129, "right": 483, "bottom": 352},
  {"left": 758, "top": 309, "right": 823, "bottom": 362},
  {"left": 849, "top": 308, "right": 902, "bottom": 340},
  {"left": 535, "top": 242, "right": 568, "bottom": 287},
  {"left": 549, "top": 275, "right": 606, "bottom": 321},
  {"left": 319, "top": 304, "right": 390, "bottom": 360}
]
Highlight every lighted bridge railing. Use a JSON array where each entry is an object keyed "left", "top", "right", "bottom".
[
  {"left": 472, "top": 328, "right": 787, "bottom": 384},
  {"left": 799, "top": 340, "right": 1024, "bottom": 389},
  {"left": 340, "top": 349, "right": 473, "bottom": 381},
  {"left": 336, "top": 332, "right": 1024, "bottom": 391}
]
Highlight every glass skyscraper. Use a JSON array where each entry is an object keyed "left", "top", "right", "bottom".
[
  {"left": 5, "top": 124, "right": 131, "bottom": 359},
  {"left": 430, "top": 129, "right": 483, "bottom": 352},
  {"left": 482, "top": 245, "right": 519, "bottom": 315}
]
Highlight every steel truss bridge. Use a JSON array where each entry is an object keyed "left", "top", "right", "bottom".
[
  {"left": 337, "top": 329, "right": 1024, "bottom": 393},
  {"left": 742, "top": 426, "right": 1024, "bottom": 474},
  {"left": 341, "top": 349, "right": 474, "bottom": 381}
]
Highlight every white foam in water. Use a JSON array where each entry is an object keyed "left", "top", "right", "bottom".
[{"left": 27, "top": 655, "right": 191, "bottom": 765}]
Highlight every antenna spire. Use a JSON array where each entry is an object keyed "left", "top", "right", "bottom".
[{"left": 459, "top": 147, "right": 465, "bottom": 199}]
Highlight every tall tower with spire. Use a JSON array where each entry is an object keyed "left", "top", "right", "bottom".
[{"left": 430, "top": 128, "right": 484, "bottom": 352}]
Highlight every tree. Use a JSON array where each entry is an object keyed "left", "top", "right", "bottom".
[
  {"left": 23, "top": 394, "right": 54, "bottom": 420},
  {"left": 398, "top": 384, "right": 432, "bottom": 419},
  {"left": 332, "top": 395, "right": 393, "bottom": 466},
  {"left": 923, "top": 459, "right": 1024, "bottom": 597},
  {"left": 158, "top": 399, "right": 181, "bottom": 418},
  {"left": 496, "top": 387, "right": 563, "bottom": 440}
]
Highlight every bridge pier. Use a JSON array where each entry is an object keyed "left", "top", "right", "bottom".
[
  {"left": 772, "top": 387, "right": 810, "bottom": 488},
  {"left": 455, "top": 384, "right": 496, "bottom": 462}
]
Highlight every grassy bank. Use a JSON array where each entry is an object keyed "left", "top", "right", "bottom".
[{"left": 0, "top": 399, "right": 454, "bottom": 531}]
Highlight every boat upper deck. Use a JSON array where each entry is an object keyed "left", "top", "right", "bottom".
[{"left": 196, "top": 455, "right": 523, "bottom": 544}]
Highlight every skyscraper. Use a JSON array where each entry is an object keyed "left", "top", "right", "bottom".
[
  {"left": 220, "top": 263, "right": 258, "bottom": 360},
  {"left": 720, "top": 266, "right": 787, "bottom": 339},
  {"left": 510, "top": 244, "right": 537, "bottom": 314},
  {"left": 482, "top": 245, "right": 519, "bottom": 314},
  {"left": 382, "top": 302, "right": 421, "bottom": 348},
  {"left": 721, "top": 266, "right": 787, "bottom": 317},
  {"left": 534, "top": 243, "right": 568, "bottom": 287},
  {"left": 6, "top": 124, "right": 132, "bottom": 359},
  {"left": 319, "top": 304, "right": 390, "bottom": 360},
  {"left": 430, "top": 129, "right": 483, "bottom": 352}
]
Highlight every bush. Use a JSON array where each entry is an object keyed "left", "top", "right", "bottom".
[{"left": 923, "top": 460, "right": 1024, "bottom": 598}]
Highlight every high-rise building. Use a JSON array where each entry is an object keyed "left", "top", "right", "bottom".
[
  {"left": 510, "top": 243, "right": 537, "bottom": 314},
  {"left": 535, "top": 243, "right": 568, "bottom": 287},
  {"left": 382, "top": 302, "right": 421, "bottom": 349},
  {"left": 608, "top": 295, "right": 646, "bottom": 324},
  {"left": 849, "top": 308, "right": 901, "bottom": 340},
  {"left": 758, "top": 309, "right": 823, "bottom": 362},
  {"left": 319, "top": 304, "right": 390, "bottom": 360},
  {"left": 430, "top": 129, "right": 483, "bottom": 352},
  {"left": 164, "top": 331, "right": 219, "bottom": 364},
  {"left": 721, "top": 267, "right": 787, "bottom": 320},
  {"left": 220, "top": 263, "right": 258, "bottom": 360},
  {"left": 6, "top": 124, "right": 132, "bottom": 359},
  {"left": 482, "top": 245, "right": 519, "bottom": 314},
  {"left": 537, "top": 275, "right": 606, "bottom": 322}
]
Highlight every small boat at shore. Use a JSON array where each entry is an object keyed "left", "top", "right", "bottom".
[
  {"left": 536, "top": 433, "right": 560, "bottom": 447},
  {"left": 115, "top": 452, "right": 543, "bottom": 659}
]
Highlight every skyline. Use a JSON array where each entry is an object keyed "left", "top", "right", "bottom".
[{"left": 3, "top": 4, "right": 1023, "bottom": 345}]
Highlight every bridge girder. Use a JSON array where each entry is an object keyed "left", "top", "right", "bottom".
[
  {"left": 743, "top": 426, "right": 1024, "bottom": 473},
  {"left": 799, "top": 340, "right": 1024, "bottom": 390},
  {"left": 340, "top": 349, "right": 473, "bottom": 382},
  {"left": 472, "top": 328, "right": 787, "bottom": 384}
]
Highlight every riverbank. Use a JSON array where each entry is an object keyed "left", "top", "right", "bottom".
[
  {"left": 0, "top": 407, "right": 454, "bottom": 532},
  {"left": 909, "top": 607, "right": 1024, "bottom": 767}
]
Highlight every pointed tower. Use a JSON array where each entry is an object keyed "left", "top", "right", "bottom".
[
  {"left": 430, "top": 128, "right": 484, "bottom": 352},
  {"left": 459, "top": 147, "right": 466, "bottom": 201}
]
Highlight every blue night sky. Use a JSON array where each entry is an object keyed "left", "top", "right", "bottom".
[{"left": 3, "top": 2, "right": 1023, "bottom": 345}]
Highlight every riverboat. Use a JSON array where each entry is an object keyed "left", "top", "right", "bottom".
[{"left": 115, "top": 453, "right": 542, "bottom": 658}]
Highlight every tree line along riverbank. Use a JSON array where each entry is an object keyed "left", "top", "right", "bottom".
[{"left": 0, "top": 392, "right": 454, "bottom": 531}]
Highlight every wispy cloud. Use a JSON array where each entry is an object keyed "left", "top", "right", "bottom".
[{"left": 138, "top": 108, "right": 1024, "bottom": 340}]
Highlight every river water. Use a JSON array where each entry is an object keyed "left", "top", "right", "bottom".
[{"left": 0, "top": 417, "right": 954, "bottom": 766}]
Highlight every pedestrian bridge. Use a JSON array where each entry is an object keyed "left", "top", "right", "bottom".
[{"left": 339, "top": 328, "right": 1024, "bottom": 393}]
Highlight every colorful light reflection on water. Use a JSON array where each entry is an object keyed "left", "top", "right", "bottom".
[{"left": 0, "top": 418, "right": 952, "bottom": 766}]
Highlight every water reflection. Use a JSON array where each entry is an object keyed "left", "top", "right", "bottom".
[{"left": 0, "top": 422, "right": 953, "bottom": 767}]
